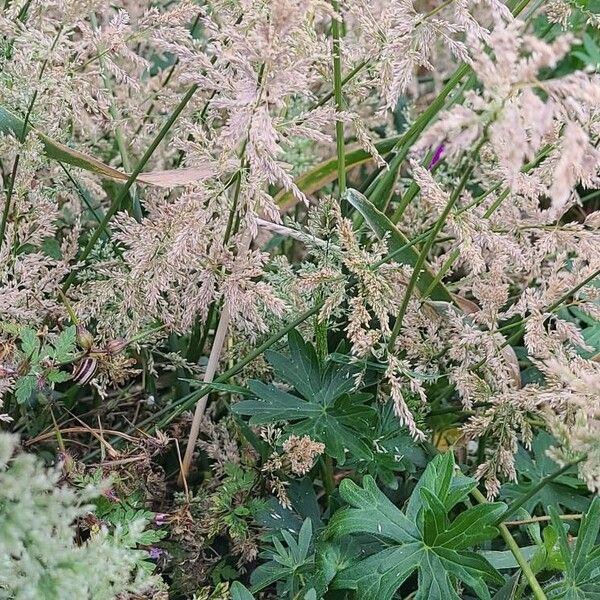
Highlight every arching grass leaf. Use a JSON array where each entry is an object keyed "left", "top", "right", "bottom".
[
  {"left": 0, "top": 104, "right": 210, "bottom": 187},
  {"left": 274, "top": 136, "right": 402, "bottom": 210}
]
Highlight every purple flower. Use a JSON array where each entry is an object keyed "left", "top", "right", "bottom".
[
  {"left": 149, "top": 546, "right": 163, "bottom": 560},
  {"left": 102, "top": 488, "right": 119, "bottom": 502},
  {"left": 428, "top": 143, "right": 445, "bottom": 170},
  {"left": 154, "top": 513, "right": 168, "bottom": 527}
]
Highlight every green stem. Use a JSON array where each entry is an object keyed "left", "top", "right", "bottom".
[
  {"left": 311, "top": 60, "right": 367, "bottom": 113},
  {"left": 472, "top": 488, "right": 547, "bottom": 600},
  {"left": 422, "top": 0, "right": 454, "bottom": 20},
  {"left": 388, "top": 142, "right": 481, "bottom": 350},
  {"left": 91, "top": 12, "right": 140, "bottom": 221},
  {"left": 499, "top": 455, "right": 586, "bottom": 523},
  {"left": 61, "top": 83, "right": 199, "bottom": 293},
  {"left": 59, "top": 163, "right": 105, "bottom": 228},
  {"left": 366, "top": 63, "right": 470, "bottom": 211},
  {"left": 320, "top": 456, "right": 335, "bottom": 505},
  {"left": 421, "top": 249, "right": 459, "bottom": 301},
  {"left": 0, "top": 26, "right": 63, "bottom": 249},
  {"left": 391, "top": 149, "right": 434, "bottom": 224},
  {"left": 331, "top": 0, "right": 346, "bottom": 197}
]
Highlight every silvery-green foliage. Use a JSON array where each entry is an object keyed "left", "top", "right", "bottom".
[{"left": 0, "top": 434, "right": 161, "bottom": 600}]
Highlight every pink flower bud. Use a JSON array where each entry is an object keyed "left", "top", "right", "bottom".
[
  {"left": 76, "top": 325, "right": 94, "bottom": 350},
  {"left": 104, "top": 338, "right": 127, "bottom": 355}
]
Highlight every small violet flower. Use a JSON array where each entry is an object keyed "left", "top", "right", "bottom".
[
  {"left": 154, "top": 513, "right": 168, "bottom": 527},
  {"left": 428, "top": 143, "right": 445, "bottom": 170}
]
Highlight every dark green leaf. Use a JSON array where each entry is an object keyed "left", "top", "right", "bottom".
[
  {"left": 327, "top": 454, "right": 503, "bottom": 599},
  {"left": 15, "top": 374, "right": 37, "bottom": 404},
  {"left": 47, "top": 370, "right": 71, "bottom": 384},
  {"left": 234, "top": 380, "right": 323, "bottom": 423},
  {"left": 331, "top": 543, "right": 424, "bottom": 599},
  {"left": 328, "top": 475, "right": 420, "bottom": 544},
  {"left": 52, "top": 326, "right": 76, "bottom": 362},
  {"left": 42, "top": 237, "right": 62, "bottom": 259},
  {"left": 20, "top": 328, "right": 40, "bottom": 360},
  {"left": 233, "top": 331, "right": 373, "bottom": 463},
  {"left": 231, "top": 582, "right": 255, "bottom": 600},
  {"left": 502, "top": 432, "right": 590, "bottom": 514},
  {"left": 435, "top": 503, "right": 504, "bottom": 550},
  {"left": 545, "top": 497, "right": 600, "bottom": 598}
]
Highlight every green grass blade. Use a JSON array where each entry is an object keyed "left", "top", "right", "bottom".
[
  {"left": 0, "top": 103, "right": 205, "bottom": 187},
  {"left": 275, "top": 136, "right": 402, "bottom": 210},
  {"left": 345, "top": 188, "right": 452, "bottom": 302}
]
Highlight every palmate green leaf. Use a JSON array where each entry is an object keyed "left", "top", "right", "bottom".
[
  {"left": 346, "top": 401, "right": 426, "bottom": 489},
  {"left": 241, "top": 381, "right": 323, "bottom": 422},
  {"left": 313, "top": 538, "right": 361, "bottom": 596},
  {"left": 232, "top": 331, "right": 375, "bottom": 464},
  {"left": 545, "top": 497, "right": 600, "bottom": 599},
  {"left": 344, "top": 189, "right": 453, "bottom": 302},
  {"left": 502, "top": 432, "right": 590, "bottom": 514},
  {"left": 327, "top": 453, "right": 505, "bottom": 600},
  {"left": 328, "top": 475, "right": 420, "bottom": 543},
  {"left": 406, "top": 450, "right": 476, "bottom": 520},
  {"left": 251, "top": 518, "right": 315, "bottom": 597},
  {"left": 230, "top": 581, "right": 255, "bottom": 600},
  {"left": 266, "top": 330, "right": 357, "bottom": 406}
]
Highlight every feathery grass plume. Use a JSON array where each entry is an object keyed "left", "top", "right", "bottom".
[{"left": 1, "top": 4, "right": 600, "bottom": 596}]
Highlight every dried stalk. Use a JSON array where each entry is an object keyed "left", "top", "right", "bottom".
[{"left": 178, "top": 232, "right": 252, "bottom": 484}]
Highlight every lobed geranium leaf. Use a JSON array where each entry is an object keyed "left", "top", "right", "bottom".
[
  {"left": 230, "top": 581, "right": 255, "bottom": 600},
  {"left": 232, "top": 331, "right": 375, "bottom": 464},
  {"left": 236, "top": 381, "right": 323, "bottom": 423},
  {"left": 332, "top": 543, "right": 425, "bottom": 598},
  {"left": 545, "top": 497, "right": 600, "bottom": 598},
  {"left": 327, "top": 454, "right": 505, "bottom": 600}
]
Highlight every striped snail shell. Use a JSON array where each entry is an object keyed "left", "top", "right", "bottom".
[{"left": 72, "top": 357, "right": 98, "bottom": 385}]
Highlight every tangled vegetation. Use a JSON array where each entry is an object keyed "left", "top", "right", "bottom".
[{"left": 1, "top": 0, "right": 600, "bottom": 598}]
